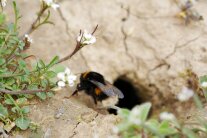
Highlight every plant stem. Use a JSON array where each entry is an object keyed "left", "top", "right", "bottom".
[
  {"left": 21, "top": 6, "right": 47, "bottom": 38},
  {"left": 56, "top": 44, "right": 81, "bottom": 64},
  {"left": 0, "top": 89, "right": 47, "bottom": 95}
]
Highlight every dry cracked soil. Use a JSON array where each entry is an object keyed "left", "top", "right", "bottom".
[{"left": 4, "top": 0, "right": 207, "bottom": 137}]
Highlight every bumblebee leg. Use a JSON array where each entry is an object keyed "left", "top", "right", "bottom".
[
  {"left": 64, "top": 90, "right": 78, "bottom": 99},
  {"left": 91, "top": 92, "right": 98, "bottom": 104},
  {"left": 107, "top": 105, "right": 120, "bottom": 110}
]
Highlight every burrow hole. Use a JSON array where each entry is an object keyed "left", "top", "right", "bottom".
[{"left": 108, "top": 77, "right": 148, "bottom": 114}]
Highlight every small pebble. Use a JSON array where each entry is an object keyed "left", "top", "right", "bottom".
[{"left": 54, "top": 108, "right": 65, "bottom": 119}]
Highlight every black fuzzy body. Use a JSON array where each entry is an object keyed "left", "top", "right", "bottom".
[{"left": 77, "top": 72, "right": 108, "bottom": 104}]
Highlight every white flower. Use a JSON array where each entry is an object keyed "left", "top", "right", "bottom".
[
  {"left": 67, "top": 74, "right": 77, "bottom": 87},
  {"left": 77, "top": 30, "right": 96, "bottom": 46},
  {"left": 201, "top": 82, "right": 207, "bottom": 88},
  {"left": 177, "top": 86, "right": 194, "bottom": 101},
  {"left": 57, "top": 67, "right": 77, "bottom": 88},
  {"left": 57, "top": 81, "right": 65, "bottom": 88},
  {"left": 51, "top": 3, "right": 59, "bottom": 10},
  {"left": 1, "top": 0, "right": 6, "bottom": 7},
  {"left": 159, "top": 112, "right": 176, "bottom": 121},
  {"left": 64, "top": 67, "right": 71, "bottom": 75},
  {"left": 24, "top": 34, "right": 33, "bottom": 43},
  {"left": 57, "top": 72, "right": 66, "bottom": 82},
  {"left": 43, "top": 0, "right": 60, "bottom": 10}
]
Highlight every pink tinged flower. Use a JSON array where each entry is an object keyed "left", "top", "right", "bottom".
[{"left": 177, "top": 86, "right": 194, "bottom": 102}]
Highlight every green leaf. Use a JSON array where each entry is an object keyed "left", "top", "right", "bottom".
[
  {"left": 11, "top": 107, "right": 19, "bottom": 113},
  {"left": 193, "top": 93, "right": 203, "bottom": 109},
  {"left": 199, "top": 75, "right": 207, "bottom": 102},
  {"left": 21, "top": 106, "right": 30, "bottom": 114},
  {"left": 47, "top": 92, "right": 54, "bottom": 97},
  {"left": 118, "top": 108, "right": 130, "bottom": 119},
  {"left": 23, "top": 94, "right": 34, "bottom": 99},
  {"left": 16, "top": 97, "right": 27, "bottom": 106},
  {"left": 4, "top": 99, "right": 14, "bottom": 105},
  {"left": 145, "top": 119, "right": 159, "bottom": 132},
  {"left": 47, "top": 56, "right": 59, "bottom": 68},
  {"left": 0, "top": 104, "right": 8, "bottom": 118},
  {"left": 5, "top": 78, "right": 15, "bottom": 85},
  {"left": 28, "top": 84, "right": 38, "bottom": 90},
  {"left": 18, "top": 60, "right": 26, "bottom": 68},
  {"left": 7, "top": 23, "right": 15, "bottom": 33},
  {"left": 12, "top": 1, "right": 21, "bottom": 31},
  {"left": 199, "top": 75, "right": 207, "bottom": 84},
  {"left": 45, "top": 71, "right": 56, "bottom": 78},
  {"left": 182, "top": 128, "right": 198, "bottom": 138},
  {"left": 51, "top": 65, "right": 65, "bottom": 73},
  {"left": 139, "top": 102, "right": 151, "bottom": 121},
  {"left": 18, "top": 41, "right": 25, "bottom": 50},
  {"left": 39, "top": 59, "right": 45, "bottom": 69},
  {"left": 36, "top": 92, "right": 47, "bottom": 100},
  {"left": 158, "top": 121, "right": 177, "bottom": 135},
  {"left": 15, "top": 117, "right": 30, "bottom": 130},
  {"left": 131, "top": 102, "right": 151, "bottom": 122},
  {"left": 0, "top": 58, "right": 5, "bottom": 66},
  {"left": 0, "top": 14, "right": 6, "bottom": 24}
]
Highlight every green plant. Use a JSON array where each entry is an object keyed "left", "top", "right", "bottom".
[
  {"left": 0, "top": 0, "right": 97, "bottom": 132},
  {"left": 116, "top": 69, "right": 207, "bottom": 138},
  {"left": 116, "top": 102, "right": 207, "bottom": 138}
]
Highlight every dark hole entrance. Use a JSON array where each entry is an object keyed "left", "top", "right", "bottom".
[{"left": 108, "top": 77, "right": 145, "bottom": 114}]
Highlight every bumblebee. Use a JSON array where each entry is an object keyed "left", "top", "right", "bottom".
[{"left": 70, "top": 71, "right": 124, "bottom": 105}]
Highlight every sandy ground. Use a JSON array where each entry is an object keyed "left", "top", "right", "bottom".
[{"left": 4, "top": 0, "right": 207, "bottom": 137}]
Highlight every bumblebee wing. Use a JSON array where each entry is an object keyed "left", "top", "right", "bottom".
[{"left": 90, "top": 80, "right": 124, "bottom": 99}]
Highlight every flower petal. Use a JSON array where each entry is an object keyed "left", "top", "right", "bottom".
[
  {"left": 51, "top": 3, "right": 60, "bottom": 10},
  {"left": 64, "top": 68, "right": 71, "bottom": 75},
  {"left": 58, "top": 81, "right": 66, "bottom": 87},
  {"left": 159, "top": 112, "right": 175, "bottom": 121},
  {"left": 57, "top": 72, "right": 65, "bottom": 81},
  {"left": 177, "top": 86, "right": 194, "bottom": 102},
  {"left": 68, "top": 81, "right": 75, "bottom": 87},
  {"left": 68, "top": 75, "right": 77, "bottom": 81}
]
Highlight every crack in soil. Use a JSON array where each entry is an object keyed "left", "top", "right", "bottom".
[
  {"left": 165, "top": 32, "right": 204, "bottom": 59},
  {"left": 69, "top": 122, "right": 80, "bottom": 138},
  {"left": 79, "top": 51, "right": 90, "bottom": 69},
  {"left": 90, "top": 113, "right": 99, "bottom": 122},
  {"left": 146, "top": 32, "right": 205, "bottom": 102},
  {"left": 57, "top": 8, "right": 74, "bottom": 38},
  {"left": 120, "top": 6, "right": 134, "bottom": 63},
  {"left": 69, "top": 113, "right": 99, "bottom": 138}
]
